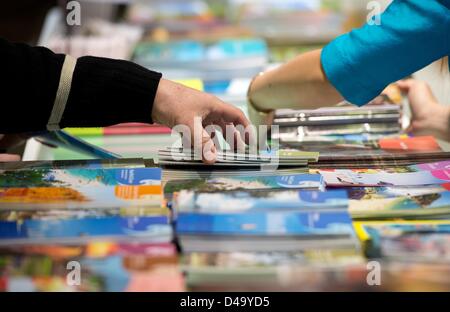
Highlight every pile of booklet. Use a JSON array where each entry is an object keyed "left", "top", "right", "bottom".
[
  {"left": 272, "top": 103, "right": 402, "bottom": 143},
  {"left": 2, "top": 104, "right": 450, "bottom": 291},
  {"left": 157, "top": 128, "right": 450, "bottom": 290},
  {"left": 158, "top": 147, "right": 318, "bottom": 168},
  {"left": 0, "top": 159, "right": 184, "bottom": 291}
]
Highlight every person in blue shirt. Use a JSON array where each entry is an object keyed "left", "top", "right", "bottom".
[{"left": 247, "top": 0, "right": 450, "bottom": 130}]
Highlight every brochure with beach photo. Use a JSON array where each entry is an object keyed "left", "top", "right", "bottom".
[
  {"left": 346, "top": 185, "right": 448, "bottom": 201},
  {"left": 320, "top": 169, "right": 450, "bottom": 187},
  {"left": 349, "top": 190, "right": 450, "bottom": 219},
  {"left": 174, "top": 189, "right": 348, "bottom": 214},
  {"left": 164, "top": 174, "right": 323, "bottom": 194},
  {"left": 176, "top": 210, "right": 354, "bottom": 237},
  {"left": 0, "top": 167, "right": 161, "bottom": 188}
]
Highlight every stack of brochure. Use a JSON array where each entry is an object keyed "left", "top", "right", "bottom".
[
  {"left": 173, "top": 186, "right": 364, "bottom": 290},
  {"left": 0, "top": 159, "right": 184, "bottom": 291},
  {"left": 158, "top": 147, "right": 319, "bottom": 168},
  {"left": 273, "top": 103, "right": 402, "bottom": 143}
]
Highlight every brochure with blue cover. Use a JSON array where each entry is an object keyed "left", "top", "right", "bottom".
[
  {"left": 175, "top": 189, "right": 348, "bottom": 214},
  {"left": 0, "top": 215, "right": 171, "bottom": 244},
  {"left": 0, "top": 167, "right": 161, "bottom": 188},
  {"left": 176, "top": 210, "right": 354, "bottom": 236}
]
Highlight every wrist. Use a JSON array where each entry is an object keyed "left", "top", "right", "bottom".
[
  {"left": 152, "top": 78, "right": 171, "bottom": 125},
  {"left": 437, "top": 105, "right": 450, "bottom": 141},
  {"left": 425, "top": 104, "right": 450, "bottom": 141}
]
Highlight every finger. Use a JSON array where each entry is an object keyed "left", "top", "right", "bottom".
[
  {"left": 232, "top": 124, "right": 246, "bottom": 153},
  {"left": 222, "top": 105, "right": 251, "bottom": 128},
  {"left": 0, "top": 154, "right": 20, "bottom": 162},
  {"left": 220, "top": 104, "right": 253, "bottom": 144},
  {"left": 212, "top": 120, "right": 246, "bottom": 152},
  {"left": 201, "top": 128, "right": 217, "bottom": 165},
  {"left": 396, "top": 79, "right": 414, "bottom": 91},
  {"left": 187, "top": 116, "right": 217, "bottom": 165}
]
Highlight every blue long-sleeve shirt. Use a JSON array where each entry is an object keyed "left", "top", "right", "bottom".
[{"left": 321, "top": 0, "right": 450, "bottom": 106}]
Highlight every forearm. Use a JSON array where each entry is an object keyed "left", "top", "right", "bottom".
[
  {"left": 61, "top": 56, "right": 161, "bottom": 129},
  {"left": 0, "top": 37, "right": 161, "bottom": 134},
  {"left": 248, "top": 49, "right": 343, "bottom": 111}
]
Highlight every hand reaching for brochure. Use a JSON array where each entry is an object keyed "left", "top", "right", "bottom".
[
  {"left": 151, "top": 79, "right": 252, "bottom": 164},
  {"left": 397, "top": 79, "right": 450, "bottom": 142}
]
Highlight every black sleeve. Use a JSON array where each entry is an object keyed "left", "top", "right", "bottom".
[{"left": 0, "top": 37, "right": 162, "bottom": 134}]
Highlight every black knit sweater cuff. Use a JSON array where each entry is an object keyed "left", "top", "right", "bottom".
[{"left": 60, "top": 56, "right": 162, "bottom": 128}]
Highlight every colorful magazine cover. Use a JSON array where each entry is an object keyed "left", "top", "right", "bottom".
[
  {"left": 354, "top": 220, "right": 450, "bottom": 261},
  {"left": 320, "top": 169, "right": 450, "bottom": 187},
  {"left": 312, "top": 160, "right": 450, "bottom": 175},
  {"left": 0, "top": 242, "right": 184, "bottom": 292},
  {"left": 176, "top": 210, "right": 354, "bottom": 236},
  {"left": 175, "top": 189, "right": 348, "bottom": 213},
  {"left": 0, "top": 184, "right": 163, "bottom": 210},
  {"left": 349, "top": 191, "right": 450, "bottom": 219},
  {"left": 346, "top": 185, "right": 448, "bottom": 201},
  {"left": 411, "top": 160, "right": 450, "bottom": 171},
  {"left": 0, "top": 167, "right": 161, "bottom": 188},
  {"left": 0, "top": 215, "right": 171, "bottom": 244},
  {"left": 164, "top": 174, "right": 323, "bottom": 194},
  {"left": 378, "top": 136, "right": 441, "bottom": 151}
]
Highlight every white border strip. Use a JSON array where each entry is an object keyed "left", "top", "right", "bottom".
[{"left": 47, "top": 55, "right": 77, "bottom": 131}]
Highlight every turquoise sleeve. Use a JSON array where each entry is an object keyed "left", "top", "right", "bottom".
[{"left": 321, "top": 0, "right": 450, "bottom": 106}]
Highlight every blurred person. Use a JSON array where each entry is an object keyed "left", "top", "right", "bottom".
[
  {"left": 0, "top": 37, "right": 250, "bottom": 164},
  {"left": 398, "top": 79, "right": 450, "bottom": 141},
  {"left": 247, "top": 0, "right": 449, "bottom": 125}
]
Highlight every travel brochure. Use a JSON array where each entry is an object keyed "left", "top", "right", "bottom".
[
  {"left": 2, "top": 110, "right": 450, "bottom": 291},
  {"left": 164, "top": 173, "right": 323, "bottom": 194},
  {"left": 349, "top": 191, "right": 450, "bottom": 219},
  {"left": 174, "top": 189, "right": 347, "bottom": 213},
  {"left": 0, "top": 167, "right": 163, "bottom": 210},
  {"left": 176, "top": 210, "right": 355, "bottom": 237},
  {"left": 320, "top": 169, "right": 450, "bottom": 187},
  {"left": 354, "top": 220, "right": 450, "bottom": 263},
  {"left": 0, "top": 241, "right": 184, "bottom": 292},
  {"left": 0, "top": 214, "right": 171, "bottom": 244},
  {"left": 0, "top": 167, "right": 162, "bottom": 188}
]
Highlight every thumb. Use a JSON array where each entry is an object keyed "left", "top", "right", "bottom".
[{"left": 189, "top": 116, "right": 217, "bottom": 165}]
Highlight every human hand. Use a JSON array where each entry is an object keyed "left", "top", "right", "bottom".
[
  {"left": 0, "top": 135, "right": 21, "bottom": 162},
  {"left": 152, "top": 79, "right": 252, "bottom": 164},
  {"left": 397, "top": 79, "right": 450, "bottom": 141}
]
